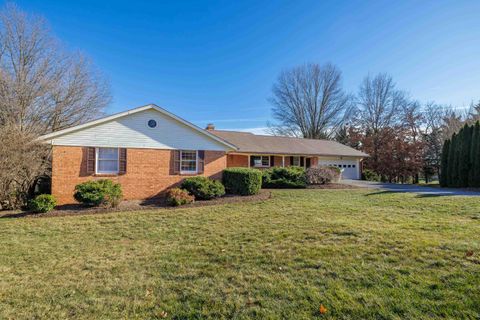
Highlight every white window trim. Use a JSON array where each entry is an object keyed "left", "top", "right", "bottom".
[
  {"left": 180, "top": 150, "right": 198, "bottom": 174},
  {"left": 251, "top": 155, "right": 270, "bottom": 168},
  {"left": 95, "top": 147, "right": 120, "bottom": 174}
]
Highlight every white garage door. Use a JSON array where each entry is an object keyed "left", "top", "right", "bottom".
[{"left": 318, "top": 159, "right": 360, "bottom": 180}]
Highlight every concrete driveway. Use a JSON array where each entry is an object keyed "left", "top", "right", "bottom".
[{"left": 342, "top": 179, "right": 480, "bottom": 197}]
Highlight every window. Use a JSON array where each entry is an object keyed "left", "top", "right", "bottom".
[
  {"left": 292, "top": 156, "right": 301, "bottom": 166},
  {"left": 352, "top": 164, "right": 356, "bottom": 168},
  {"left": 252, "top": 155, "right": 270, "bottom": 167},
  {"left": 96, "top": 148, "right": 119, "bottom": 174},
  {"left": 180, "top": 150, "right": 197, "bottom": 173},
  {"left": 147, "top": 119, "right": 157, "bottom": 128},
  {"left": 348, "top": 165, "right": 351, "bottom": 168}
]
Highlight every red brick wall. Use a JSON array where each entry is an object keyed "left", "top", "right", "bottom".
[
  {"left": 52, "top": 146, "right": 227, "bottom": 205},
  {"left": 226, "top": 154, "right": 249, "bottom": 167},
  {"left": 226, "top": 154, "right": 319, "bottom": 168}
]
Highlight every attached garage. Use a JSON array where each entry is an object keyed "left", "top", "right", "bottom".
[
  {"left": 209, "top": 129, "right": 369, "bottom": 180},
  {"left": 318, "top": 157, "right": 361, "bottom": 180}
]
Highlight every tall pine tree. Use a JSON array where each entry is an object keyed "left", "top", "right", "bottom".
[
  {"left": 440, "top": 139, "right": 450, "bottom": 187},
  {"left": 447, "top": 132, "right": 457, "bottom": 187},
  {"left": 470, "top": 122, "right": 480, "bottom": 187},
  {"left": 459, "top": 124, "right": 473, "bottom": 187},
  {"left": 453, "top": 128, "right": 464, "bottom": 187}
]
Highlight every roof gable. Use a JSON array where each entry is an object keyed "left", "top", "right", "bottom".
[{"left": 39, "top": 104, "right": 236, "bottom": 151}]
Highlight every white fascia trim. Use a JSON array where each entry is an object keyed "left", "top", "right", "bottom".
[{"left": 37, "top": 104, "right": 238, "bottom": 150}]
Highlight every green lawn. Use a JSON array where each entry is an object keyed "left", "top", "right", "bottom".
[{"left": 1, "top": 189, "right": 479, "bottom": 319}]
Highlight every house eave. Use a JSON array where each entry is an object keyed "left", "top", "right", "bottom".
[
  {"left": 37, "top": 104, "right": 238, "bottom": 151},
  {"left": 227, "top": 151, "right": 368, "bottom": 158}
]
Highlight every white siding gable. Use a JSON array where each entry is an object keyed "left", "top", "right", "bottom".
[{"left": 50, "top": 109, "right": 231, "bottom": 151}]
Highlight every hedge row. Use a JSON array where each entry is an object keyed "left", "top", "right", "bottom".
[{"left": 440, "top": 121, "right": 480, "bottom": 187}]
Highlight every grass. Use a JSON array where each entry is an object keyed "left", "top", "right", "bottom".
[{"left": 1, "top": 189, "right": 479, "bottom": 319}]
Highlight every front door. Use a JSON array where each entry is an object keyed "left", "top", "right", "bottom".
[{"left": 306, "top": 158, "right": 311, "bottom": 168}]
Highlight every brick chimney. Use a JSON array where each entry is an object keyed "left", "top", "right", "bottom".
[{"left": 205, "top": 123, "right": 215, "bottom": 131}]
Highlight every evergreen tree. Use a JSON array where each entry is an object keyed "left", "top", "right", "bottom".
[
  {"left": 469, "top": 122, "right": 478, "bottom": 186},
  {"left": 459, "top": 124, "right": 473, "bottom": 187},
  {"left": 470, "top": 122, "right": 480, "bottom": 187},
  {"left": 447, "top": 133, "right": 457, "bottom": 187},
  {"left": 453, "top": 130, "right": 462, "bottom": 187},
  {"left": 440, "top": 139, "right": 450, "bottom": 187},
  {"left": 452, "top": 128, "right": 463, "bottom": 187}
]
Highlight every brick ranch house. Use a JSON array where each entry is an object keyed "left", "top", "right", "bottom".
[{"left": 39, "top": 104, "right": 368, "bottom": 204}]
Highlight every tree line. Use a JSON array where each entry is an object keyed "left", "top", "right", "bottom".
[
  {"left": 270, "top": 63, "right": 479, "bottom": 183},
  {"left": 440, "top": 122, "right": 480, "bottom": 187}
]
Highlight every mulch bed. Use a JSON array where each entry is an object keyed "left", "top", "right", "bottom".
[
  {"left": 0, "top": 184, "right": 358, "bottom": 219},
  {"left": 0, "top": 190, "right": 272, "bottom": 219}
]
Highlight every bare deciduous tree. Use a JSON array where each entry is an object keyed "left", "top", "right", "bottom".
[
  {"left": 353, "top": 73, "right": 408, "bottom": 172},
  {"left": 354, "top": 73, "right": 406, "bottom": 132},
  {"left": 424, "top": 102, "right": 444, "bottom": 134},
  {"left": 421, "top": 102, "right": 445, "bottom": 180},
  {"left": 467, "top": 100, "right": 480, "bottom": 123},
  {"left": 0, "top": 4, "right": 110, "bottom": 208},
  {"left": 0, "top": 125, "right": 49, "bottom": 209},
  {"left": 441, "top": 109, "right": 464, "bottom": 141},
  {"left": 0, "top": 3, "right": 110, "bottom": 134},
  {"left": 269, "top": 63, "right": 352, "bottom": 139}
]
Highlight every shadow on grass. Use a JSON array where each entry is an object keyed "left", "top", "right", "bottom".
[
  {"left": 365, "top": 190, "right": 397, "bottom": 196},
  {"left": 0, "top": 204, "right": 89, "bottom": 219},
  {"left": 365, "top": 190, "right": 459, "bottom": 198},
  {"left": 414, "top": 193, "right": 446, "bottom": 198},
  {"left": 0, "top": 211, "right": 39, "bottom": 219}
]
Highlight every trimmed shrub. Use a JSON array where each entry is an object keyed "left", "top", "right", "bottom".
[
  {"left": 262, "top": 166, "right": 306, "bottom": 188},
  {"left": 362, "top": 169, "right": 380, "bottom": 182},
  {"left": 165, "top": 188, "right": 194, "bottom": 206},
  {"left": 74, "top": 179, "right": 123, "bottom": 207},
  {"left": 28, "top": 194, "right": 56, "bottom": 213},
  {"left": 223, "top": 168, "right": 262, "bottom": 195},
  {"left": 180, "top": 176, "right": 225, "bottom": 200},
  {"left": 306, "top": 166, "right": 341, "bottom": 185}
]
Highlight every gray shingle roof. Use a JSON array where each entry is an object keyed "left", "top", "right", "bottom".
[{"left": 210, "top": 130, "right": 369, "bottom": 158}]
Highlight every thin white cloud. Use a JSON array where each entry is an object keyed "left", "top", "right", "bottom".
[
  {"left": 230, "top": 127, "right": 272, "bottom": 135},
  {"left": 192, "top": 117, "right": 269, "bottom": 123}
]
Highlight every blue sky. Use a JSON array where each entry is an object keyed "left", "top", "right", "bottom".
[{"left": 12, "top": 0, "right": 480, "bottom": 132}]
